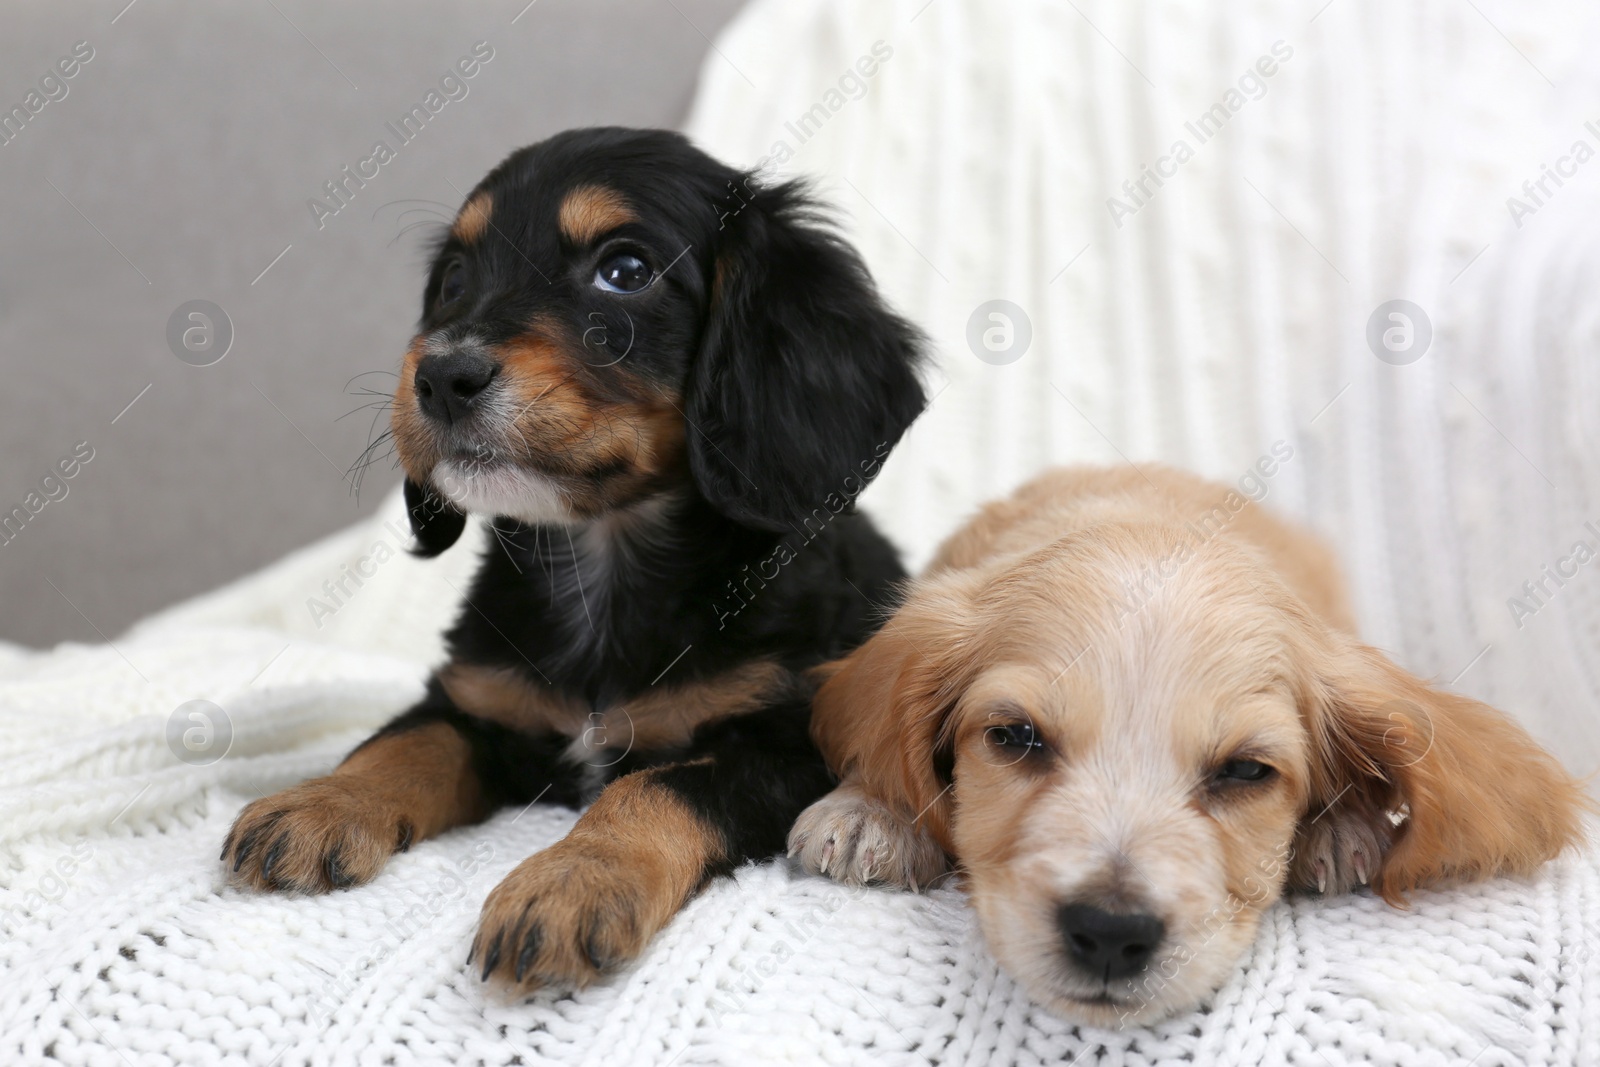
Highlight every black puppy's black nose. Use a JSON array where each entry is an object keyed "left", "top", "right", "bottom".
[
  {"left": 414, "top": 352, "right": 496, "bottom": 423},
  {"left": 1058, "top": 903, "right": 1164, "bottom": 980}
]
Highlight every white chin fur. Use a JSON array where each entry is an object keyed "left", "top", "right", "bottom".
[{"left": 431, "top": 461, "right": 576, "bottom": 525}]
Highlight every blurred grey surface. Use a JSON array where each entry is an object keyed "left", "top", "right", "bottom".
[{"left": 0, "top": 0, "right": 746, "bottom": 648}]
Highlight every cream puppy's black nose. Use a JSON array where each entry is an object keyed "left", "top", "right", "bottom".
[{"left": 1057, "top": 903, "right": 1164, "bottom": 980}]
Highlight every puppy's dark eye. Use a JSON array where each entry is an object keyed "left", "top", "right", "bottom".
[
  {"left": 1215, "top": 759, "right": 1274, "bottom": 783},
  {"left": 985, "top": 721, "right": 1043, "bottom": 750},
  {"left": 439, "top": 262, "right": 467, "bottom": 305},
  {"left": 594, "top": 253, "right": 652, "bottom": 294}
]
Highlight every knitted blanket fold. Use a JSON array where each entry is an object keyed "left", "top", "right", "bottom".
[{"left": 6, "top": 0, "right": 1600, "bottom": 1063}]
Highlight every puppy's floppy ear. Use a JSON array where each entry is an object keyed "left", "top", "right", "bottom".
[
  {"left": 810, "top": 575, "right": 979, "bottom": 852},
  {"left": 403, "top": 477, "right": 467, "bottom": 558},
  {"left": 686, "top": 179, "right": 926, "bottom": 531},
  {"left": 1291, "top": 624, "right": 1588, "bottom": 903}
]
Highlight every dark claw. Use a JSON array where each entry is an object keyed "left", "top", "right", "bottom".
[
  {"left": 481, "top": 934, "right": 502, "bottom": 981},
  {"left": 466, "top": 937, "right": 477, "bottom": 967},
  {"left": 232, "top": 813, "right": 283, "bottom": 873},
  {"left": 324, "top": 847, "right": 353, "bottom": 889},
  {"left": 396, "top": 822, "right": 414, "bottom": 853},
  {"left": 582, "top": 930, "right": 610, "bottom": 973},
  {"left": 515, "top": 924, "right": 543, "bottom": 982},
  {"left": 259, "top": 834, "right": 289, "bottom": 885}
]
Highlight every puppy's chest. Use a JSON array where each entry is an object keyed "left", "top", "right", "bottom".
[
  {"left": 496, "top": 517, "right": 714, "bottom": 673},
  {"left": 516, "top": 529, "right": 618, "bottom": 660},
  {"left": 440, "top": 656, "right": 792, "bottom": 760},
  {"left": 455, "top": 519, "right": 802, "bottom": 752}
]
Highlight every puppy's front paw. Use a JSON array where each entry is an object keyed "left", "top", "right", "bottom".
[
  {"left": 788, "top": 783, "right": 948, "bottom": 890},
  {"left": 222, "top": 778, "right": 413, "bottom": 892},
  {"left": 470, "top": 836, "right": 682, "bottom": 990},
  {"left": 1292, "top": 806, "right": 1393, "bottom": 895}
]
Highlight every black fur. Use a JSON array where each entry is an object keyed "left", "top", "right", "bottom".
[
  {"left": 403, "top": 477, "right": 467, "bottom": 559},
  {"left": 685, "top": 186, "right": 926, "bottom": 532}
]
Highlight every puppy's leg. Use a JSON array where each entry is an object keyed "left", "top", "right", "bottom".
[
  {"left": 788, "top": 779, "right": 949, "bottom": 890},
  {"left": 473, "top": 698, "right": 832, "bottom": 988},
  {"left": 223, "top": 680, "right": 580, "bottom": 892}
]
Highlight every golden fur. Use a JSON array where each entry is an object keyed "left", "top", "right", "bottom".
[
  {"left": 471, "top": 760, "right": 722, "bottom": 986},
  {"left": 223, "top": 723, "right": 488, "bottom": 891},
  {"left": 556, "top": 185, "right": 636, "bottom": 246},
  {"left": 440, "top": 658, "right": 796, "bottom": 752},
  {"left": 452, "top": 190, "right": 493, "bottom": 244},
  {"left": 791, "top": 465, "right": 1588, "bottom": 1025}
]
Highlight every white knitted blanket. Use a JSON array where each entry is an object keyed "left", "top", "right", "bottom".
[
  {"left": 3, "top": 494, "right": 1598, "bottom": 1066},
  {"left": 6, "top": 0, "right": 1600, "bottom": 1063}
]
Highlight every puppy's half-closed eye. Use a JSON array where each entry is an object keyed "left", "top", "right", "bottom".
[
  {"left": 1291, "top": 621, "right": 1590, "bottom": 898},
  {"left": 981, "top": 714, "right": 1048, "bottom": 759},
  {"left": 959, "top": 707, "right": 1058, "bottom": 790},
  {"left": 1210, "top": 757, "right": 1276, "bottom": 785}
]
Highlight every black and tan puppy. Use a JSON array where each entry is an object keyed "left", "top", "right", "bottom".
[{"left": 222, "top": 127, "right": 925, "bottom": 988}]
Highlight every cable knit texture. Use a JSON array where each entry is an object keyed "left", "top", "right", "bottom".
[{"left": 4, "top": 1, "right": 1600, "bottom": 1063}]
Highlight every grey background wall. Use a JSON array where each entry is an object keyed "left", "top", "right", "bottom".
[{"left": 0, "top": 0, "right": 747, "bottom": 648}]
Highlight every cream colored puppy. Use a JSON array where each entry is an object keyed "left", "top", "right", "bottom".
[{"left": 789, "top": 465, "right": 1586, "bottom": 1026}]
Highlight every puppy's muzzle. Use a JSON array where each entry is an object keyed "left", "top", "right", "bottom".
[
  {"left": 414, "top": 350, "right": 498, "bottom": 425},
  {"left": 1057, "top": 903, "right": 1165, "bottom": 981}
]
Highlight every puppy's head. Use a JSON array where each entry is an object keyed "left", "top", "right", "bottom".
[
  {"left": 814, "top": 523, "right": 1587, "bottom": 1026},
  {"left": 390, "top": 127, "right": 925, "bottom": 554}
]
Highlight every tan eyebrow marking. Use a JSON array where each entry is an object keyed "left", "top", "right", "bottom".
[
  {"left": 558, "top": 185, "right": 636, "bottom": 245},
  {"left": 453, "top": 190, "right": 493, "bottom": 243}
]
